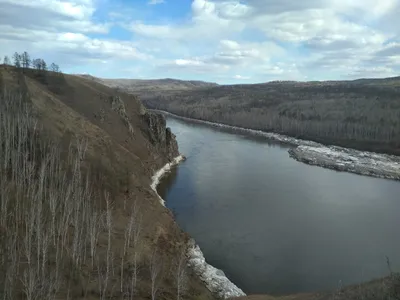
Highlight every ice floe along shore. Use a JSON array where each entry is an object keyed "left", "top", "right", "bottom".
[
  {"left": 186, "top": 239, "right": 246, "bottom": 299},
  {"left": 289, "top": 145, "right": 400, "bottom": 181},
  {"left": 150, "top": 155, "right": 246, "bottom": 299},
  {"left": 154, "top": 110, "right": 400, "bottom": 181},
  {"left": 150, "top": 155, "right": 185, "bottom": 206}
]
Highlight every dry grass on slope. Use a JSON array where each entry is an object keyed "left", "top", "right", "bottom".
[{"left": 0, "top": 66, "right": 214, "bottom": 300}]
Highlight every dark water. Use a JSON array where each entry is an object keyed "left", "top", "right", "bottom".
[{"left": 157, "top": 116, "right": 400, "bottom": 295}]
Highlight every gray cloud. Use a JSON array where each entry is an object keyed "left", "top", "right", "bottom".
[
  {"left": 375, "top": 43, "right": 400, "bottom": 57},
  {"left": 1, "top": 0, "right": 399, "bottom": 82},
  {"left": 304, "top": 37, "right": 360, "bottom": 51},
  {"left": 155, "top": 59, "right": 229, "bottom": 74},
  {"left": 213, "top": 0, "right": 324, "bottom": 19},
  {"left": 0, "top": 2, "right": 109, "bottom": 34}
]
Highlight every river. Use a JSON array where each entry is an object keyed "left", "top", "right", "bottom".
[{"left": 157, "top": 115, "right": 400, "bottom": 296}]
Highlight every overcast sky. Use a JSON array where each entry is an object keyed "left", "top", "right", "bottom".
[{"left": 1, "top": 0, "right": 399, "bottom": 84}]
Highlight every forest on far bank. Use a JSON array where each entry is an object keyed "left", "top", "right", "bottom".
[{"left": 140, "top": 78, "right": 400, "bottom": 155}]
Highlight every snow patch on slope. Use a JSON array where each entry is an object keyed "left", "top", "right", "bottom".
[{"left": 150, "top": 155, "right": 246, "bottom": 298}]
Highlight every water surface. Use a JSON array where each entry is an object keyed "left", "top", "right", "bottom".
[{"left": 157, "top": 116, "right": 400, "bottom": 295}]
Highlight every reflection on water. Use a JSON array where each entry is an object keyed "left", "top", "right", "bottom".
[{"left": 158, "top": 116, "right": 400, "bottom": 295}]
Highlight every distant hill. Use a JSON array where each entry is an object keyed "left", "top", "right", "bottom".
[
  {"left": 77, "top": 74, "right": 218, "bottom": 93},
  {"left": 134, "top": 76, "right": 400, "bottom": 155}
]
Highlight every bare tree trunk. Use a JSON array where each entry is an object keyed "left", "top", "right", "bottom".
[
  {"left": 174, "top": 247, "right": 188, "bottom": 300},
  {"left": 149, "top": 250, "right": 162, "bottom": 300}
]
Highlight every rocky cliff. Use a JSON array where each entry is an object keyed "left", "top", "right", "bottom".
[
  {"left": 107, "top": 94, "right": 178, "bottom": 162},
  {"left": 141, "top": 110, "right": 179, "bottom": 160}
]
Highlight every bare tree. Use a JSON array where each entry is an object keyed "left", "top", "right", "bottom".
[
  {"left": 174, "top": 247, "right": 188, "bottom": 300},
  {"left": 13, "top": 52, "right": 21, "bottom": 68},
  {"left": 50, "top": 63, "right": 60, "bottom": 73},
  {"left": 0, "top": 86, "right": 113, "bottom": 300},
  {"left": 89, "top": 211, "right": 101, "bottom": 268},
  {"left": 149, "top": 250, "right": 163, "bottom": 300},
  {"left": 32, "top": 58, "right": 41, "bottom": 70},
  {"left": 3, "top": 55, "right": 10, "bottom": 65},
  {"left": 97, "top": 192, "right": 114, "bottom": 300},
  {"left": 21, "top": 51, "right": 31, "bottom": 69},
  {"left": 31, "top": 58, "right": 47, "bottom": 71},
  {"left": 121, "top": 200, "right": 142, "bottom": 294},
  {"left": 40, "top": 59, "right": 47, "bottom": 71}
]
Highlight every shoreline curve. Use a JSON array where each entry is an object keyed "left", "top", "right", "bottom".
[{"left": 150, "top": 155, "right": 246, "bottom": 299}]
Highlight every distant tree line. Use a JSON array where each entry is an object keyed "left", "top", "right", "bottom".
[
  {"left": 3, "top": 51, "right": 61, "bottom": 73},
  {"left": 142, "top": 81, "right": 400, "bottom": 155}
]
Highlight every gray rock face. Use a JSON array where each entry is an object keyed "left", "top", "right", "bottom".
[
  {"left": 109, "top": 95, "right": 135, "bottom": 136},
  {"left": 143, "top": 112, "right": 166, "bottom": 143},
  {"left": 108, "top": 96, "right": 178, "bottom": 160},
  {"left": 142, "top": 111, "right": 179, "bottom": 160}
]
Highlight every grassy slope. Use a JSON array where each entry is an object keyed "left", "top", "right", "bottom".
[{"left": 0, "top": 65, "right": 214, "bottom": 300}]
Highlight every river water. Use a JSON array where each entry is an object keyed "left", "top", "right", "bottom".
[{"left": 157, "top": 115, "right": 400, "bottom": 295}]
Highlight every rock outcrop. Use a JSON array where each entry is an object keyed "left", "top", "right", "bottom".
[
  {"left": 141, "top": 110, "right": 179, "bottom": 160},
  {"left": 106, "top": 95, "right": 178, "bottom": 161},
  {"left": 109, "top": 95, "right": 135, "bottom": 136}
]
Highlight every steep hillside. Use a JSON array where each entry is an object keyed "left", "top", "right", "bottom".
[
  {"left": 109, "top": 77, "right": 400, "bottom": 155},
  {"left": 0, "top": 65, "right": 213, "bottom": 300}
]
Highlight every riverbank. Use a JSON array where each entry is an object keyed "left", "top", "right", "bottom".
[
  {"left": 150, "top": 155, "right": 246, "bottom": 299},
  {"left": 152, "top": 110, "right": 400, "bottom": 181},
  {"left": 151, "top": 155, "right": 186, "bottom": 206},
  {"left": 289, "top": 145, "right": 400, "bottom": 181},
  {"left": 151, "top": 110, "right": 319, "bottom": 147}
]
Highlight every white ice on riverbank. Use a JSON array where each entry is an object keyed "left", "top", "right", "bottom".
[
  {"left": 150, "top": 155, "right": 246, "bottom": 299},
  {"left": 290, "top": 145, "right": 400, "bottom": 180},
  {"left": 187, "top": 241, "right": 246, "bottom": 299},
  {"left": 150, "top": 155, "right": 185, "bottom": 206}
]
